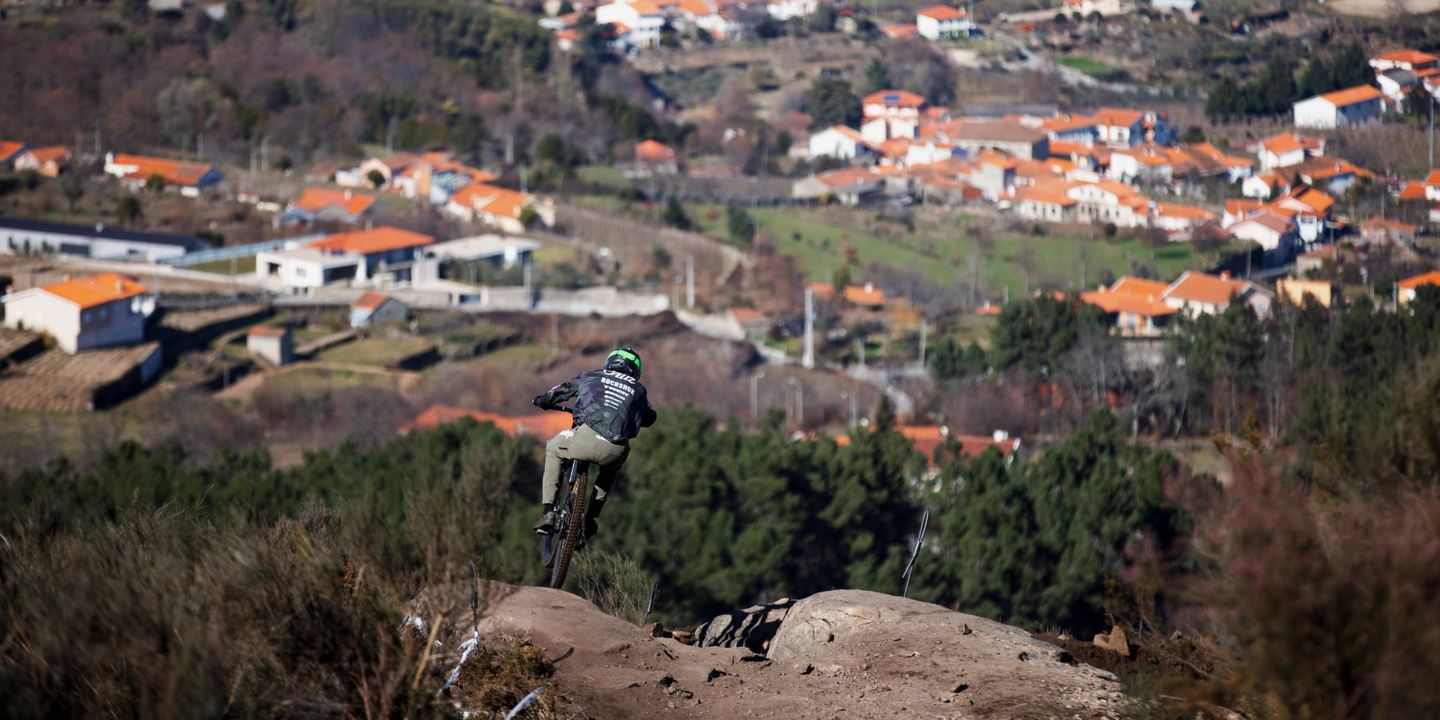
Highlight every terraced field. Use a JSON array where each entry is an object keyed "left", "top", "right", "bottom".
[{"left": 0, "top": 343, "right": 161, "bottom": 411}]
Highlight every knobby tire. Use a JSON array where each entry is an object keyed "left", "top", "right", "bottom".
[{"left": 548, "top": 468, "right": 589, "bottom": 589}]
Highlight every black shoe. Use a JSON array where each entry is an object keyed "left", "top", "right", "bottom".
[
  {"left": 533, "top": 510, "right": 557, "bottom": 535},
  {"left": 585, "top": 517, "right": 599, "bottom": 539}
]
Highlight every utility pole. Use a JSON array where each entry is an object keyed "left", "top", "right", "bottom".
[
  {"left": 685, "top": 254, "right": 695, "bottom": 308},
  {"left": 750, "top": 371, "right": 766, "bottom": 420},
  {"left": 801, "top": 286, "right": 814, "bottom": 369},
  {"left": 918, "top": 319, "right": 927, "bottom": 368}
]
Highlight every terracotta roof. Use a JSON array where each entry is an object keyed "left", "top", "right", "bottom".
[
  {"left": 1291, "top": 187, "right": 1335, "bottom": 215},
  {"left": 1080, "top": 288, "right": 1177, "bottom": 317},
  {"left": 808, "top": 282, "right": 836, "bottom": 300},
  {"left": 110, "top": 153, "right": 214, "bottom": 187},
  {"left": 834, "top": 426, "right": 1019, "bottom": 467},
  {"left": 878, "top": 23, "right": 918, "bottom": 37},
  {"left": 1400, "top": 181, "right": 1429, "bottom": 201},
  {"left": 1154, "top": 202, "right": 1213, "bottom": 221},
  {"left": 1188, "top": 143, "right": 1252, "bottom": 168},
  {"left": 1015, "top": 184, "right": 1077, "bottom": 206},
  {"left": 248, "top": 325, "right": 289, "bottom": 337},
  {"left": 1163, "top": 271, "right": 1245, "bottom": 306},
  {"left": 294, "top": 188, "right": 375, "bottom": 216},
  {"left": 351, "top": 291, "right": 394, "bottom": 311},
  {"left": 308, "top": 226, "right": 434, "bottom": 255},
  {"left": 1094, "top": 107, "right": 1145, "bottom": 128},
  {"left": 917, "top": 4, "right": 967, "bottom": 20},
  {"left": 1047, "top": 140, "right": 1095, "bottom": 156},
  {"left": 1375, "top": 49, "right": 1440, "bottom": 66},
  {"left": 628, "top": 0, "right": 665, "bottom": 14},
  {"left": 1236, "top": 211, "right": 1293, "bottom": 234},
  {"left": 1110, "top": 276, "right": 1170, "bottom": 297},
  {"left": 1426, "top": 170, "right": 1440, "bottom": 186},
  {"left": 0, "top": 141, "right": 24, "bottom": 162},
  {"left": 729, "top": 306, "right": 769, "bottom": 326},
  {"left": 1317, "top": 85, "right": 1384, "bottom": 107},
  {"left": 1225, "top": 199, "right": 1264, "bottom": 218},
  {"left": 452, "top": 183, "right": 535, "bottom": 220},
  {"left": 635, "top": 139, "right": 677, "bottom": 163},
  {"left": 844, "top": 283, "right": 886, "bottom": 306},
  {"left": 24, "top": 146, "right": 71, "bottom": 165},
  {"left": 402, "top": 404, "right": 575, "bottom": 438},
  {"left": 1040, "top": 114, "right": 1100, "bottom": 133},
  {"left": 41, "top": 273, "right": 145, "bottom": 309},
  {"left": 864, "top": 89, "right": 927, "bottom": 109},
  {"left": 815, "top": 166, "right": 880, "bottom": 188},
  {"left": 1399, "top": 271, "right": 1440, "bottom": 290}
]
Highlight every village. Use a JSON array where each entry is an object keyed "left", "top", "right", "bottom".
[{"left": 3, "top": 0, "right": 1440, "bottom": 470}]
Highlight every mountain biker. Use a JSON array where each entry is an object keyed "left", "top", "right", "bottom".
[{"left": 532, "top": 347, "right": 657, "bottom": 538}]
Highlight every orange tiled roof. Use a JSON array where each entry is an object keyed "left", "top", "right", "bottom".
[
  {"left": 844, "top": 283, "right": 886, "bottom": 306},
  {"left": 1318, "top": 85, "right": 1384, "bottom": 107},
  {"left": 1047, "top": 140, "right": 1095, "bottom": 156},
  {"left": 1225, "top": 199, "right": 1264, "bottom": 217},
  {"left": 1015, "top": 184, "right": 1077, "bottom": 206},
  {"left": 0, "top": 141, "right": 24, "bottom": 161},
  {"left": 453, "top": 183, "right": 535, "bottom": 219},
  {"left": 248, "top": 325, "right": 289, "bottom": 337},
  {"left": 294, "top": 188, "right": 375, "bottom": 216},
  {"left": 1080, "top": 288, "right": 1177, "bottom": 317},
  {"left": 1164, "top": 272, "right": 1245, "bottom": 306},
  {"left": 1154, "top": 202, "right": 1213, "bottom": 221},
  {"left": 41, "top": 273, "right": 145, "bottom": 309},
  {"left": 917, "top": 4, "right": 967, "bottom": 20},
  {"left": 1094, "top": 107, "right": 1145, "bottom": 128},
  {"left": 111, "top": 153, "right": 212, "bottom": 187},
  {"left": 308, "top": 226, "right": 434, "bottom": 254},
  {"left": 25, "top": 146, "right": 71, "bottom": 165},
  {"left": 1375, "top": 49, "right": 1440, "bottom": 66},
  {"left": 816, "top": 167, "right": 879, "bottom": 188},
  {"left": 1361, "top": 217, "right": 1415, "bottom": 234},
  {"left": 864, "top": 89, "right": 927, "bottom": 109},
  {"left": 1109, "top": 276, "right": 1170, "bottom": 297},
  {"left": 402, "top": 404, "right": 575, "bottom": 438},
  {"left": 1399, "top": 271, "right": 1440, "bottom": 290},
  {"left": 635, "top": 139, "right": 677, "bottom": 163},
  {"left": 878, "top": 23, "right": 918, "bottom": 37},
  {"left": 1400, "top": 182, "right": 1429, "bottom": 201},
  {"left": 351, "top": 291, "right": 393, "bottom": 311},
  {"left": 1425, "top": 170, "right": 1440, "bottom": 186}
]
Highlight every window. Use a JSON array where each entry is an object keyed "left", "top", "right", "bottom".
[
  {"left": 296, "top": 266, "right": 307, "bottom": 278},
  {"left": 82, "top": 311, "right": 91, "bottom": 324}
]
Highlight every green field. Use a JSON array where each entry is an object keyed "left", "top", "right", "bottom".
[
  {"left": 190, "top": 255, "right": 256, "bottom": 275},
  {"left": 687, "top": 204, "right": 1211, "bottom": 300},
  {"left": 1059, "top": 56, "right": 1127, "bottom": 81},
  {"left": 313, "top": 337, "right": 433, "bottom": 367}
]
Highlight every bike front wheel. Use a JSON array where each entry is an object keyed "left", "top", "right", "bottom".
[{"left": 548, "top": 466, "right": 590, "bottom": 589}]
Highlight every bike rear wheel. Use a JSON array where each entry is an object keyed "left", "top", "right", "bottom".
[{"left": 548, "top": 466, "right": 590, "bottom": 589}]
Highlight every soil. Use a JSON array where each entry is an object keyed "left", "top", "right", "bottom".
[{"left": 445, "top": 583, "right": 1126, "bottom": 720}]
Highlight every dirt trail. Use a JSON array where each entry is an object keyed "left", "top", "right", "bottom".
[{"left": 467, "top": 585, "right": 1123, "bottom": 719}]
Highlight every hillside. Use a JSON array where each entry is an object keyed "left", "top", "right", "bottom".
[{"left": 446, "top": 584, "right": 1122, "bottom": 719}]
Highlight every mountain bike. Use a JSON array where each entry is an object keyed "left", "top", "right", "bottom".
[{"left": 539, "top": 420, "right": 592, "bottom": 589}]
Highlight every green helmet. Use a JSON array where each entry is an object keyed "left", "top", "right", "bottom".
[{"left": 605, "top": 347, "right": 642, "bottom": 378}]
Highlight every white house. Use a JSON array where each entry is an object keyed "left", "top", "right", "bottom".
[
  {"left": 1293, "top": 85, "right": 1384, "bottom": 129},
  {"left": 1370, "top": 48, "right": 1440, "bottom": 73},
  {"left": 807, "top": 126, "right": 877, "bottom": 160},
  {"left": 256, "top": 227, "right": 435, "bottom": 288},
  {"left": 104, "top": 153, "right": 223, "bottom": 198},
  {"left": 1227, "top": 211, "right": 1294, "bottom": 251},
  {"left": 1, "top": 273, "right": 149, "bottom": 354},
  {"left": 862, "top": 90, "right": 927, "bottom": 140},
  {"left": 1162, "top": 271, "right": 1249, "bottom": 318},
  {"left": 1248, "top": 132, "right": 1325, "bottom": 171},
  {"left": 915, "top": 5, "right": 972, "bottom": 40},
  {"left": 444, "top": 184, "right": 554, "bottom": 234},
  {"left": 767, "top": 0, "right": 819, "bottom": 20},
  {"left": 596, "top": 0, "right": 667, "bottom": 48}
]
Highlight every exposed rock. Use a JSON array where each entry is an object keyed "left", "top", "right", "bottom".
[
  {"left": 1093, "top": 625, "right": 1131, "bottom": 658},
  {"left": 695, "top": 597, "right": 796, "bottom": 654}
]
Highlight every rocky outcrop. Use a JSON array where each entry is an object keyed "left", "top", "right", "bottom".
[{"left": 694, "top": 597, "right": 795, "bottom": 654}]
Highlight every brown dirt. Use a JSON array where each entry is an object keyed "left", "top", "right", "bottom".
[{"left": 455, "top": 584, "right": 1125, "bottom": 720}]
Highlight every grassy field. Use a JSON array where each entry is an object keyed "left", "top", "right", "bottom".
[
  {"left": 1059, "top": 56, "right": 1126, "bottom": 81},
  {"left": 190, "top": 255, "right": 257, "bottom": 275},
  {"left": 313, "top": 337, "right": 433, "bottom": 367},
  {"left": 686, "top": 203, "right": 1210, "bottom": 301}
]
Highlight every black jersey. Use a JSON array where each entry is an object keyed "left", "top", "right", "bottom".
[{"left": 534, "top": 369, "right": 657, "bottom": 443}]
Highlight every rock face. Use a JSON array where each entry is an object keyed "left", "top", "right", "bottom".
[{"left": 695, "top": 598, "right": 795, "bottom": 654}]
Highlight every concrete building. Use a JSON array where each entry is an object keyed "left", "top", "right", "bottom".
[
  {"left": 104, "top": 153, "right": 223, "bottom": 197},
  {"left": 0, "top": 217, "right": 210, "bottom": 262},
  {"left": 246, "top": 325, "right": 294, "bottom": 366},
  {"left": 950, "top": 122, "right": 1048, "bottom": 160},
  {"left": 1293, "top": 85, "right": 1384, "bottom": 129},
  {"left": 915, "top": 5, "right": 972, "bottom": 40},
  {"left": 1, "top": 273, "right": 149, "bottom": 353},
  {"left": 808, "top": 125, "right": 878, "bottom": 160},
  {"left": 256, "top": 227, "right": 435, "bottom": 288},
  {"left": 349, "top": 292, "right": 408, "bottom": 328}
]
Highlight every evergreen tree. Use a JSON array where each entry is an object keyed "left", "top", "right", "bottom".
[
  {"left": 805, "top": 77, "right": 861, "bottom": 129},
  {"left": 864, "top": 58, "right": 893, "bottom": 94},
  {"left": 661, "top": 196, "right": 692, "bottom": 230},
  {"left": 990, "top": 296, "right": 1101, "bottom": 374},
  {"left": 1205, "top": 76, "right": 1242, "bottom": 124}
]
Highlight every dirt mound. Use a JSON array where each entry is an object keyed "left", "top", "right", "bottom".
[{"left": 470, "top": 585, "right": 1124, "bottom": 719}]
